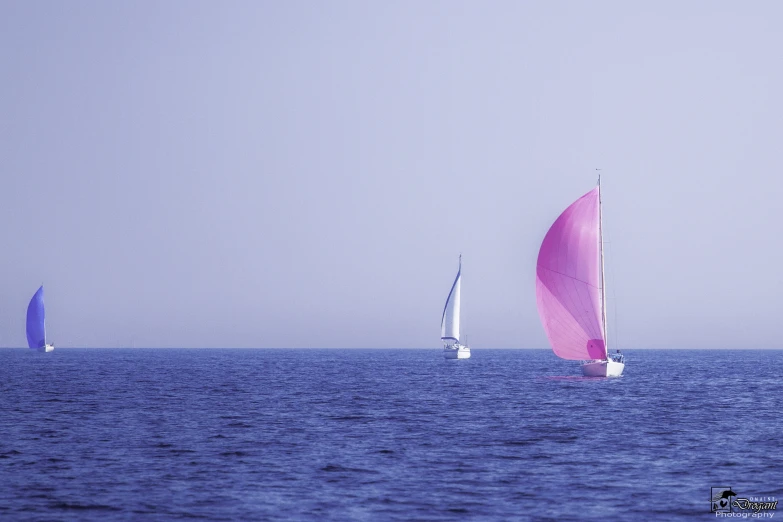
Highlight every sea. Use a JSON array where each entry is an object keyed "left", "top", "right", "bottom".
[{"left": 0, "top": 348, "right": 780, "bottom": 521}]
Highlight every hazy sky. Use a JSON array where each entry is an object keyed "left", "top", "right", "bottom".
[{"left": 1, "top": 1, "right": 781, "bottom": 348}]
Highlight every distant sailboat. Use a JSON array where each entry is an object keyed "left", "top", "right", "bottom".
[
  {"left": 535, "top": 177, "right": 624, "bottom": 377},
  {"left": 27, "top": 286, "right": 54, "bottom": 353},
  {"left": 441, "top": 255, "right": 470, "bottom": 359}
]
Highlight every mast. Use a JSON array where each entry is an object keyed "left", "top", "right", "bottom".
[
  {"left": 598, "top": 176, "right": 608, "bottom": 358},
  {"left": 458, "top": 254, "right": 462, "bottom": 347},
  {"left": 43, "top": 286, "right": 46, "bottom": 345}
]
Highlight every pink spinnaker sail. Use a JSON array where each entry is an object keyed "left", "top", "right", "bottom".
[{"left": 536, "top": 187, "right": 607, "bottom": 361}]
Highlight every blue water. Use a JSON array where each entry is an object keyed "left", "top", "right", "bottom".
[{"left": 0, "top": 349, "right": 780, "bottom": 521}]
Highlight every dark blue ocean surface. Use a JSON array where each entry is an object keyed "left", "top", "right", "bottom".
[{"left": 1, "top": 349, "right": 780, "bottom": 521}]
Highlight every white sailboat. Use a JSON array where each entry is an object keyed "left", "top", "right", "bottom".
[
  {"left": 535, "top": 177, "right": 624, "bottom": 377},
  {"left": 27, "top": 285, "right": 54, "bottom": 352},
  {"left": 441, "top": 255, "right": 470, "bottom": 359}
]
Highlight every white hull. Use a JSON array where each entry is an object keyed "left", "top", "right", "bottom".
[
  {"left": 581, "top": 359, "right": 623, "bottom": 377},
  {"left": 444, "top": 345, "right": 470, "bottom": 359},
  {"left": 36, "top": 344, "right": 54, "bottom": 353}
]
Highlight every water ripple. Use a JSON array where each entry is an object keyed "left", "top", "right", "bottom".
[{"left": 0, "top": 348, "right": 780, "bottom": 521}]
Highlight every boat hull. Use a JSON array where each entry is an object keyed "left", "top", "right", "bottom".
[
  {"left": 581, "top": 359, "right": 623, "bottom": 377},
  {"left": 444, "top": 346, "right": 470, "bottom": 359},
  {"left": 36, "top": 344, "right": 54, "bottom": 353}
]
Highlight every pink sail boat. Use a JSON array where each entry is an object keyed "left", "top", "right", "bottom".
[{"left": 535, "top": 177, "right": 625, "bottom": 377}]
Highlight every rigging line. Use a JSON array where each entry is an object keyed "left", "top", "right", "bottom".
[
  {"left": 541, "top": 275, "right": 602, "bottom": 344},
  {"left": 536, "top": 266, "right": 600, "bottom": 290}
]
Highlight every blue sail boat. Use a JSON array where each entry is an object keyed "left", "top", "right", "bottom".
[{"left": 27, "top": 286, "right": 54, "bottom": 352}]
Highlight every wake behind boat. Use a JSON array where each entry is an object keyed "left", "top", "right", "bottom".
[
  {"left": 441, "top": 255, "right": 470, "bottom": 359},
  {"left": 535, "top": 177, "right": 624, "bottom": 377},
  {"left": 27, "top": 285, "right": 54, "bottom": 353}
]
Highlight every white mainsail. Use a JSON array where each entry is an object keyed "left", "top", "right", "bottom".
[{"left": 440, "top": 257, "right": 461, "bottom": 344}]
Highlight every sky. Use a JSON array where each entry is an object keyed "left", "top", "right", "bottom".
[{"left": 1, "top": 1, "right": 781, "bottom": 349}]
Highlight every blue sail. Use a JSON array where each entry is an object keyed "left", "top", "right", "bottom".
[{"left": 26, "top": 286, "right": 46, "bottom": 349}]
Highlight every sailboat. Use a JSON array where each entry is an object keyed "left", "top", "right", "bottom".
[
  {"left": 535, "top": 177, "right": 624, "bottom": 377},
  {"left": 27, "top": 285, "right": 54, "bottom": 352},
  {"left": 441, "top": 255, "right": 470, "bottom": 359}
]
